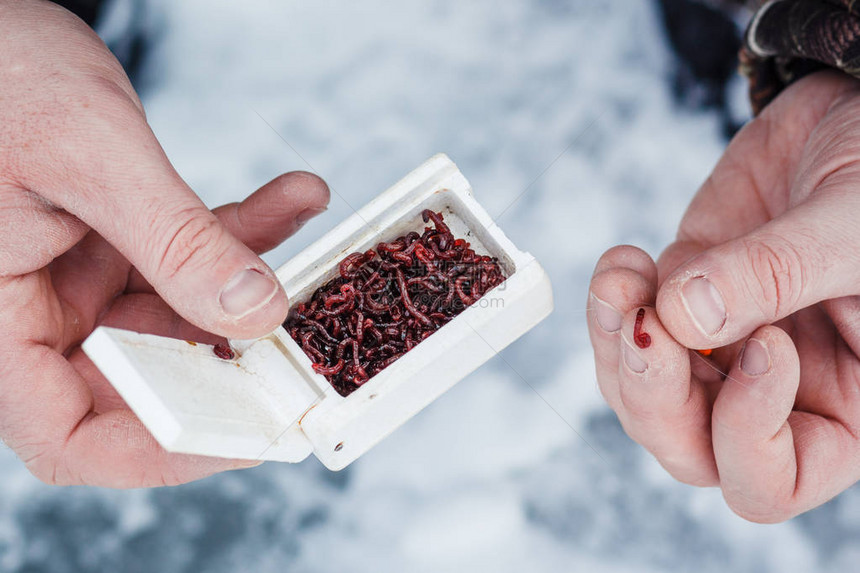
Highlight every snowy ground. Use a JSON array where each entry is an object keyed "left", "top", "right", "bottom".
[{"left": 2, "top": 1, "right": 860, "bottom": 571}]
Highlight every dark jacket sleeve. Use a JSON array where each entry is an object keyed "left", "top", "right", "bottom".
[
  {"left": 742, "top": 0, "right": 860, "bottom": 114},
  {"left": 52, "top": 0, "right": 105, "bottom": 27}
]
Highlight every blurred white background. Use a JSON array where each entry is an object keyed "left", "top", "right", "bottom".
[{"left": 3, "top": 1, "right": 860, "bottom": 571}]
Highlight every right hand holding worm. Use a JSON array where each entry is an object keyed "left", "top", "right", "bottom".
[{"left": 589, "top": 71, "right": 860, "bottom": 522}]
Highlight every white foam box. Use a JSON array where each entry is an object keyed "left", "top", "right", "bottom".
[{"left": 83, "top": 154, "right": 553, "bottom": 470}]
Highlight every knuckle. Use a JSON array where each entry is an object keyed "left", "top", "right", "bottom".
[
  {"left": 741, "top": 235, "right": 806, "bottom": 320},
  {"left": 79, "top": 74, "right": 145, "bottom": 117},
  {"left": 155, "top": 209, "right": 226, "bottom": 280}
]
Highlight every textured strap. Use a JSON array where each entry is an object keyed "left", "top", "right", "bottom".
[{"left": 742, "top": 0, "right": 860, "bottom": 113}]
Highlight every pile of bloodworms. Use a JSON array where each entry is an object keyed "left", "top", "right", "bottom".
[{"left": 284, "top": 209, "right": 507, "bottom": 396}]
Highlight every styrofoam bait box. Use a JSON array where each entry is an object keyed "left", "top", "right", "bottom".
[{"left": 83, "top": 154, "right": 553, "bottom": 470}]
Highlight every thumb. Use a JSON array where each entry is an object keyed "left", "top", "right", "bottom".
[
  {"left": 657, "top": 189, "right": 860, "bottom": 348},
  {"left": 20, "top": 91, "right": 289, "bottom": 339}
]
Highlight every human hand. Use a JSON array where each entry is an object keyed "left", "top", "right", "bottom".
[
  {"left": 589, "top": 70, "right": 860, "bottom": 522},
  {"left": 0, "top": 1, "right": 330, "bottom": 486}
]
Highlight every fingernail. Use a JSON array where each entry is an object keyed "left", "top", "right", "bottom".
[
  {"left": 220, "top": 268, "right": 279, "bottom": 318},
  {"left": 682, "top": 277, "right": 726, "bottom": 335},
  {"left": 296, "top": 207, "right": 327, "bottom": 227},
  {"left": 740, "top": 338, "right": 770, "bottom": 376},
  {"left": 622, "top": 339, "right": 648, "bottom": 373},
  {"left": 592, "top": 293, "right": 622, "bottom": 332}
]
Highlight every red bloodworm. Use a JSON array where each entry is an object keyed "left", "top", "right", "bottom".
[
  {"left": 335, "top": 339, "right": 351, "bottom": 360},
  {"left": 388, "top": 304, "right": 404, "bottom": 321},
  {"left": 401, "top": 239, "right": 421, "bottom": 256},
  {"left": 363, "top": 295, "right": 389, "bottom": 313},
  {"left": 364, "top": 322, "right": 382, "bottom": 344},
  {"left": 350, "top": 339, "right": 361, "bottom": 368},
  {"left": 355, "top": 366, "right": 369, "bottom": 385},
  {"left": 363, "top": 271, "right": 384, "bottom": 290},
  {"left": 301, "top": 332, "right": 326, "bottom": 362},
  {"left": 454, "top": 276, "right": 474, "bottom": 305},
  {"left": 308, "top": 319, "right": 339, "bottom": 344},
  {"left": 378, "top": 343, "right": 399, "bottom": 356},
  {"left": 396, "top": 269, "right": 433, "bottom": 326},
  {"left": 340, "top": 250, "right": 374, "bottom": 278},
  {"left": 324, "top": 284, "right": 356, "bottom": 309},
  {"left": 377, "top": 239, "right": 405, "bottom": 253},
  {"left": 383, "top": 327, "right": 399, "bottom": 340},
  {"left": 470, "top": 276, "right": 482, "bottom": 301},
  {"left": 213, "top": 343, "right": 235, "bottom": 360},
  {"left": 355, "top": 312, "right": 365, "bottom": 345},
  {"left": 408, "top": 277, "right": 444, "bottom": 292},
  {"left": 313, "top": 359, "right": 345, "bottom": 375},
  {"left": 407, "top": 230, "right": 421, "bottom": 239},
  {"left": 444, "top": 284, "right": 456, "bottom": 307},
  {"left": 376, "top": 354, "right": 401, "bottom": 370},
  {"left": 633, "top": 308, "right": 652, "bottom": 349},
  {"left": 392, "top": 252, "right": 412, "bottom": 265},
  {"left": 353, "top": 289, "right": 365, "bottom": 310},
  {"left": 414, "top": 243, "right": 436, "bottom": 264},
  {"left": 422, "top": 209, "right": 450, "bottom": 233}
]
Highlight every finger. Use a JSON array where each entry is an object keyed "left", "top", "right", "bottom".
[
  {"left": 126, "top": 171, "right": 330, "bottom": 294},
  {"left": 656, "top": 239, "right": 706, "bottom": 286},
  {"left": 100, "top": 293, "right": 222, "bottom": 345},
  {"left": 657, "top": 239, "right": 753, "bottom": 377},
  {"left": 711, "top": 325, "right": 805, "bottom": 522},
  {"left": 673, "top": 71, "right": 856, "bottom": 250},
  {"left": 615, "top": 307, "right": 717, "bottom": 486},
  {"left": 48, "top": 231, "right": 131, "bottom": 348},
  {"left": 0, "top": 183, "right": 89, "bottom": 276},
  {"left": 13, "top": 86, "right": 292, "bottom": 339},
  {"left": 1, "top": 341, "right": 258, "bottom": 487},
  {"left": 213, "top": 171, "right": 330, "bottom": 254},
  {"left": 592, "top": 244, "right": 658, "bottom": 284},
  {"left": 821, "top": 296, "right": 860, "bottom": 358},
  {"left": 65, "top": 409, "right": 262, "bottom": 487},
  {"left": 657, "top": 188, "right": 860, "bottom": 349},
  {"left": 70, "top": 347, "right": 138, "bottom": 414},
  {"left": 588, "top": 246, "right": 657, "bottom": 412},
  {"left": 654, "top": 72, "right": 858, "bottom": 322}
]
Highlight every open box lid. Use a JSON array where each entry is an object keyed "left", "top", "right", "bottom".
[
  {"left": 83, "top": 153, "right": 554, "bottom": 470},
  {"left": 83, "top": 328, "right": 323, "bottom": 463}
]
